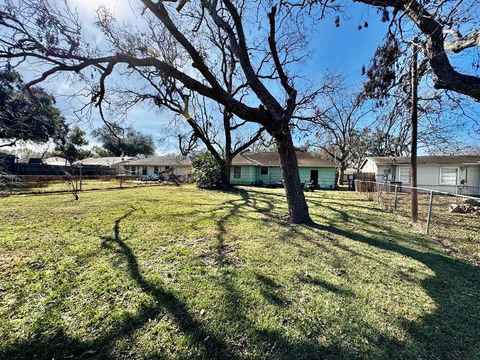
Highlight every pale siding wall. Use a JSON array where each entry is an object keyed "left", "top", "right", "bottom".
[
  {"left": 268, "top": 167, "right": 283, "bottom": 184},
  {"left": 466, "top": 165, "right": 480, "bottom": 186},
  {"left": 417, "top": 165, "right": 440, "bottom": 185},
  {"left": 138, "top": 165, "right": 192, "bottom": 176},
  {"left": 174, "top": 165, "right": 192, "bottom": 176},
  {"left": 395, "top": 165, "right": 442, "bottom": 186},
  {"left": 318, "top": 168, "right": 336, "bottom": 189},
  {"left": 230, "top": 165, "right": 336, "bottom": 188},
  {"left": 298, "top": 168, "right": 311, "bottom": 185},
  {"left": 298, "top": 167, "right": 336, "bottom": 189},
  {"left": 361, "top": 159, "right": 377, "bottom": 174},
  {"left": 230, "top": 165, "right": 257, "bottom": 185},
  {"left": 257, "top": 166, "right": 282, "bottom": 184},
  {"left": 376, "top": 165, "right": 389, "bottom": 181}
]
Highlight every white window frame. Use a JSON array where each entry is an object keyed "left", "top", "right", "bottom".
[
  {"left": 233, "top": 166, "right": 242, "bottom": 178},
  {"left": 440, "top": 167, "right": 458, "bottom": 185},
  {"left": 398, "top": 166, "right": 411, "bottom": 184}
]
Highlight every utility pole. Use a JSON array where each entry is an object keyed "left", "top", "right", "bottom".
[{"left": 410, "top": 41, "right": 419, "bottom": 222}]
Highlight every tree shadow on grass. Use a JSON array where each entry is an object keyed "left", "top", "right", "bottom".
[
  {"left": 1, "top": 207, "right": 235, "bottom": 360},
  {"left": 210, "top": 188, "right": 480, "bottom": 358},
  {"left": 2, "top": 189, "right": 479, "bottom": 359},
  {"left": 303, "top": 221, "right": 480, "bottom": 358}
]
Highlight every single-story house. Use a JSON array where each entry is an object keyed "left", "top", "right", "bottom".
[
  {"left": 230, "top": 151, "right": 337, "bottom": 189},
  {"left": 125, "top": 155, "right": 192, "bottom": 178},
  {"left": 360, "top": 155, "right": 480, "bottom": 195},
  {"left": 74, "top": 157, "right": 135, "bottom": 174},
  {"left": 43, "top": 157, "right": 69, "bottom": 166}
]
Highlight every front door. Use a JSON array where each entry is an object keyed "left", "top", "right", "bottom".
[{"left": 310, "top": 170, "right": 319, "bottom": 189}]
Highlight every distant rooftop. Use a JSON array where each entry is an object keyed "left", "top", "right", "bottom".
[
  {"left": 232, "top": 152, "right": 336, "bottom": 167},
  {"left": 364, "top": 156, "right": 480, "bottom": 166},
  {"left": 75, "top": 157, "right": 134, "bottom": 166},
  {"left": 127, "top": 155, "right": 192, "bottom": 166},
  {"left": 43, "top": 157, "right": 68, "bottom": 166}
]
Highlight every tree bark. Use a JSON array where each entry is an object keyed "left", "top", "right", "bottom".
[
  {"left": 274, "top": 130, "right": 314, "bottom": 225},
  {"left": 218, "top": 156, "right": 232, "bottom": 188},
  {"left": 338, "top": 164, "right": 345, "bottom": 187}
]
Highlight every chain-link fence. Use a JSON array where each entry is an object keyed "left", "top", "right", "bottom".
[
  {"left": 0, "top": 174, "right": 189, "bottom": 197},
  {"left": 355, "top": 180, "right": 480, "bottom": 264}
]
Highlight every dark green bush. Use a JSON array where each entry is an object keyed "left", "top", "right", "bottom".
[{"left": 192, "top": 152, "right": 223, "bottom": 189}]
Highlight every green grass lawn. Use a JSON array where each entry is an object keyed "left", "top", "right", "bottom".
[
  {"left": 372, "top": 190, "right": 480, "bottom": 263},
  {"left": 0, "top": 186, "right": 479, "bottom": 359}
]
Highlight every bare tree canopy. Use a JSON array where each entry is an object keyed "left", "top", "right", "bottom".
[
  {"left": 0, "top": 0, "right": 324, "bottom": 223},
  {"left": 291, "top": 0, "right": 480, "bottom": 101}
]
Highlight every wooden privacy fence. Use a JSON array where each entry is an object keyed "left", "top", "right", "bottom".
[{"left": 353, "top": 173, "right": 376, "bottom": 192}]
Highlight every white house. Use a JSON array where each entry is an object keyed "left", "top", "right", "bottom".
[
  {"left": 125, "top": 155, "right": 192, "bottom": 179},
  {"left": 360, "top": 155, "right": 480, "bottom": 195},
  {"left": 74, "top": 157, "right": 135, "bottom": 174},
  {"left": 43, "top": 157, "right": 69, "bottom": 166}
]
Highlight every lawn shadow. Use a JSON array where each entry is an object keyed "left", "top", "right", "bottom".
[
  {"left": 210, "top": 188, "right": 480, "bottom": 357},
  {"left": 0, "top": 206, "right": 235, "bottom": 360},
  {"left": 302, "top": 219, "right": 480, "bottom": 357}
]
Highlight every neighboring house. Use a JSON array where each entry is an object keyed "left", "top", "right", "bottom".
[
  {"left": 342, "top": 168, "right": 359, "bottom": 184},
  {"left": 360, "top": 156, "right": 480, "bottom": 195},
  {"left": 74, "top": 157, "right": 134, "bottom": 174},
  {"left": 230, "top": 152, "right": 337, "bottom": 189},
  {"left": 125, "top": 155, "right": 192, "bottom": 178},
  {"left": 0, "top": 152, "right": 16, "bottom": 173},
  {"left": 43, "top": 157, "right": 69, "bottom": 166}
]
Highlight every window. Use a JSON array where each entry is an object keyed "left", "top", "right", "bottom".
[
  {"left": 142, "top": 166, "right": 148, "bottom": 175},
  {"left": 154, "top": 166, "right": 159, "bottom": 175},
  {"left": 131, "top": 165, "right": 136, "bottom": 174},
  {"left": 260, "top": 166, "right": 268, "bottom": 175},
  {"left": 399, "top": 167, "right": 410, "bottom": 184},
  {"left": 233, "top": 166, "right": 242, "bottom": 178},
  {"left": 440, "top": 167, "right": 457, "bottom": 185}
]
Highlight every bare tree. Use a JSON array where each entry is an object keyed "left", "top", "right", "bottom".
[
  {"left": 176, "top": 97, "right": 264, "bottom": 186},
  {"left": 0, "top": 0, "right": 322, "bottom": 223},
  {"left": 289, "top": 0, "right": 480, "bottom": 101},
  {"left": 310, "top": 75, "right": 371, "bottom": 185}
]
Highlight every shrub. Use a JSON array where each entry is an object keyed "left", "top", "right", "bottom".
[{"left": 192, "top": 152, "right": 223, "bottom": 189}]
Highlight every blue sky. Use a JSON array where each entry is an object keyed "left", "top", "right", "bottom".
[{"left": 12, "top": 0, "right": 479, "bottom": 154}]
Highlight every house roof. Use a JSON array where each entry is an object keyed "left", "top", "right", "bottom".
[
  {"left": 127, "top": 155, "right": 192, "bottom": 166},
  {"left": 75, "top": 157, "right": 133, "bottom": 166},
  {"left": 232, "top": 152, "right": 337, "bottom": 167},
  {"left": 43, "top": 157, "right": 68, "bottom": 166},
  {"left": 363, "top": 155, "right": 480, "bottom": 167}
]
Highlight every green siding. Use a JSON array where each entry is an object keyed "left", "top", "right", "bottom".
[
  {"left": 230, "top": 165, "right": 257, "bottom": 185},
  {"left": 317, "top": 167, "right": 336, "bottom": 189},
  {"left": 256, "top": 166, "right": 282, "bottom": 184},
  {"left": 231, "top": 165, "right": 336, "bottom": 189},
  {"left": 299, "top": 167, "right": 335, "bottom": 189}
]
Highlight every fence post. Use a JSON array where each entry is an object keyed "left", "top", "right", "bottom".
[
  {"left": 79, "top": 166, "right": 83, "bottom": 191},
  {"left": 394, "top": 184, "right": 398, "bottom": 212},
  {"left": 425, "top": 190, "right": 434, "bottom": 235}
]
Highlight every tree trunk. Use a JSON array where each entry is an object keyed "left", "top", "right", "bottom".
[
  {"left": 275, "top": 131, "right": 314, "bottom": 225},
  {"left": 338, "top": 164, "right": 345, "bottom": 187},
  {"left": 218, "top": 157, "right": 232, "bottom": 188}
]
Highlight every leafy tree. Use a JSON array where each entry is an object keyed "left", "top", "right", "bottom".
[
  {"left": 192, "top": 152, "right": 224, "bottom": 189},
  {"left": 91, "top": 146, "right": 113, "bottom": 157},
  {"left": 53, "top": 126, "right": 90, "bottom": 164},
  {"left": 92, "top": 125, "right": 155, "bottom": 157},
  {"left": 0, "top": 68, "right": 67, "bottom": 147}
]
